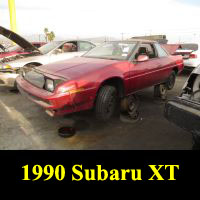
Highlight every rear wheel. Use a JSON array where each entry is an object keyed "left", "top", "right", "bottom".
[
  {"left": 95, "top": 85, "right": 118, "bottom": 121},
  {"left": 165, "top": 71, "right": 176, "bottom": 90}
]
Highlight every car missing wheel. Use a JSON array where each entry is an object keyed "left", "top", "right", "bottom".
[{"left": 16, "top": 39, "right": 183, "bottom": 121}]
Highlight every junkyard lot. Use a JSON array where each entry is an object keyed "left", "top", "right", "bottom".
[{"left": 0, "top": 71, "right": 192, "bottom": 150}]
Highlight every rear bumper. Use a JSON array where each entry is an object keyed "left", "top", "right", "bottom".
[
  {"left": 164, "top": 97, "right": 200, "bottom": 134},
  {"left": 0, "top": 72, "right": 19, "bottom": 87},
  {"left": 184, "top": 59, "right": 200, "bottom": 68},
  {"left": 16, "top": 75, "right": 75, "bottom": 116}
]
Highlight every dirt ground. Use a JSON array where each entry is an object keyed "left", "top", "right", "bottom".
[{"left": 0, "top": 71, "right": 192, "bottom": 150}]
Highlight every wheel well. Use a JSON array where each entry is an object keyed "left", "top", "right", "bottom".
[
  {"left": 97, "top": 77, "right": 125, "bottom": 98},
  {"left": 172, "top": 67, "right": 178, "bottom": 74},
  {"left": 24, "top": 62, "right": 42, "bottom": 67}
]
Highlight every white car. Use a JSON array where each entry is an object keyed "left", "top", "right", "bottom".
[
  {"left": 175, "top": 46, "right": 200, "bottom": 70},
  {"left": 183, "top": 49, "right": 200, "bottom": 69},
  {"left": 0, "top": 26, "right": 95, "bottom": 88}
]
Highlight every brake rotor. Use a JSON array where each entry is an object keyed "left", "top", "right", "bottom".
[
  {"left": 120, "top": 95, "right": 140, "bottom": 123},
  {"left": 58, "top": 126, "right": 76, "bottom": 138},
  {"left": 154, "top": 84, "right": 167, "bottom": 100}
]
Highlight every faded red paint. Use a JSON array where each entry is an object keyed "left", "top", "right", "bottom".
[{"left": 16, "top": 52, "right": 183, "bottom": 117}]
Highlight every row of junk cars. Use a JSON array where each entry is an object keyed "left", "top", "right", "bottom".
[{"left": 0, "top": 26, "right": 200, "bottom": 149}]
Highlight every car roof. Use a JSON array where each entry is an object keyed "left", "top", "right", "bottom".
[
  {"left": 126, "top": 39, "right": 157, "bottom": 43},
  {"left": 58, "top": 40, "right": 95, "bottom": 43},
  {"left": 108, "top": 39, "right": 157, "bottom": 43}
]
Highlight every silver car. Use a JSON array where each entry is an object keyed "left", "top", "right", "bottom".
[{"left": 0, "top": 26, "right": 95, "bottom": 88}]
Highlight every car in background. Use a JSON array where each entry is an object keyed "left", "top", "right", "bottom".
[
  {"left": 0, "top": 42, "right": 46, "bottom": 59},
  {"left": 162, "top": 43, "right": 200, "bottom": 70},
  {"left": 16, "top": 39, "right": 183, "bottom": 121},
  {"left": 0, "top": 26, "right": 95, "bottom": 88},
  {"left": 179, "top": 48, "right": 200, "bottom": 70},
  {"left": 164, "top": 66, "right": 200, "bottom": 149}
]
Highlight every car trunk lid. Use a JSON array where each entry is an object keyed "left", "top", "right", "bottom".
[{"left": 174, "top": 49, "right": 194, "bottom": 60}]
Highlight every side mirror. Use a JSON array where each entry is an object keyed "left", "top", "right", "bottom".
[{"left": 137, "top": 55, "right": 149, "bottom": 62}]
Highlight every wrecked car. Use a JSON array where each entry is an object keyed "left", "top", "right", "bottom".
[
  {"left": 164, "top": 66, "right": 200, "bottom": 149},
  {"left": 0, "top": 42, "right": 46, "bottom": 59},
  {"left": 16, "top": 39, "right": 183, "bottom": 121},
  {"left": 0, "top": 26, "right": 95, "bottom": 88}
]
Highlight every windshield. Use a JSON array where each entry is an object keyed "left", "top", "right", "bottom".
[
  {"left": 83, "top": 42, "right": 137, "bottom": 60},
  {"left": 39, "top": 41, "right": 63, "bottom": 54}
]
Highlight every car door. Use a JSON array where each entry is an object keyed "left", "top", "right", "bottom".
[
  {"left": 128, "top": 43, "right": 162, "bottom": 93},
  {"left": 154, "top": 43, "right": 173, "bottom": 82}
]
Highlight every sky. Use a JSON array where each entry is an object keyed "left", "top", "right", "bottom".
[{"left": 1, "top": 0, "right": 200, "bottom": 43}]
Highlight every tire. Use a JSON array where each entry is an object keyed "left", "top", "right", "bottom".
[
  {"left": 95, "top": 85, "right": 118, "bottom": 121},
  {"left": 10, "top": 80, "right": 19, "bottom": 93},
  {"left": 165, "top": 71, "right": 176, "bottom": 90}
]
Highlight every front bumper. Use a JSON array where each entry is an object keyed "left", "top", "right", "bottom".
[
  {"left": 0, "top": 72, "right": 19, "bottom": 87},
  {"left": 16, "top": 75, "right": 75, "bottom": 116},
  {"left": 164, "top": 97, "right": 200, "bottom": 134}
]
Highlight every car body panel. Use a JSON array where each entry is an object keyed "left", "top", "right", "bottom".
[
  {"left": 165, "top": 97, "right": 200, "bottom": 134},
  {"left": 164, "top": 67, "right": 200, "bottom": 134}
]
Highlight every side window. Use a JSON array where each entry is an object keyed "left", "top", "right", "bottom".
[
  {"left": 58, "top": 42, "right": 77, "bottom": 53},
  {"left": 135, "top": 43, "right": 157, "bottom": 59},
  {"left": 155, "top": 43, "right": 168, "bottom": 57},
  {"left": 79, "top": 42, "right": 94, "bottom": 51}
]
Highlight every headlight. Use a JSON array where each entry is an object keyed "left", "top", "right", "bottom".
[{"left": 45, "top": 79, "right": 54, "bottom": 92}]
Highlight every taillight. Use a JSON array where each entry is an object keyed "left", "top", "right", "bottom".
[{"left": 190, "top": 53, "right": 197, "bottom": 59}]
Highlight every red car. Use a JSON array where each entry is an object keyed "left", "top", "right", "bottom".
[
  {"left": 0, "top": 42, "right": 46, "bottom": 59},
  {"left": 16, "top": 40, "right": 183, "bottom": 120}
]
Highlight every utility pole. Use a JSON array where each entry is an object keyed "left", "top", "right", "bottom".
[
  {"left": 8, "top": 0, "right": 17, "bottom": 33},
  {"left": 121, "top": 33, "right": 124, "bottom": 41}
]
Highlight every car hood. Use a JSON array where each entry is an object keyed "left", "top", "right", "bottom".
[
  {"left": 37, "top": 57, "right": 121, "bottom": 79},
  {"left": 0, "top": 26, "right": 40, "bottom": 53}
]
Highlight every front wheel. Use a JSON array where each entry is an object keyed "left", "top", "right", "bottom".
[
  {"left": 95, "top": 85, "right": 118, "bottom": 121},
  {"left": 10, "top": 80, "right": 19, "bottom": 93}
]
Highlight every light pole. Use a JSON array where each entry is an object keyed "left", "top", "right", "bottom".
[{"left": 8, "top": 0, "right": 17, "bottom": 33}]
